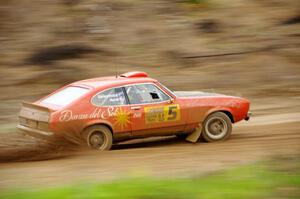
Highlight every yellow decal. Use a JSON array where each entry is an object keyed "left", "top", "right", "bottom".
[
  {"left": 145, "top": 104, "right": 180, "bottom": 124},
  {"left": 113, "top": 108, "right": 131, "bottom": 129}
]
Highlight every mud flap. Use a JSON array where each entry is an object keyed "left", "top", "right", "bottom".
[{"left": 185, "top": 124, "right": 202, "bottom": 143}]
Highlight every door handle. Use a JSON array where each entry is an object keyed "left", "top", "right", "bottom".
[{"left": 131, "top": 106, "right": 141, "bottom": 110}]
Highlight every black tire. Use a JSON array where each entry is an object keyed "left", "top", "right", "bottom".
[
  {"left": 82, "top": 125, "right": 113, "bottom": 150},
  {"left": 201, "top": 112, "right": 232, "bottom": 142}
]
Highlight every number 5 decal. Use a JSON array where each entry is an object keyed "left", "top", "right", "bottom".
[
  {"left": 144, "top": 104, "right": 180, "bottom": 123},
  {"left": 166, "top": 104, "right": 180, "bottom": 121},
  {"left": 167, "top": 106, "right": 177, "bottom": 120}
]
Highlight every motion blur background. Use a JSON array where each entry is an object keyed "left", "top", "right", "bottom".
[
  {"left": 0, "top": 0, "right": 299, "bottom": 198},
  {"left": 0, "top": 0, "right": 299, "bottom": 132}
]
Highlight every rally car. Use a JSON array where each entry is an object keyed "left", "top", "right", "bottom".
[{"left": 18, "top": 71, "right": 251, "bottom": 150}]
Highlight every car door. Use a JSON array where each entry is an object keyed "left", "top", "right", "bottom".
[{"left": 124, "top": 83, "right": 186, "bottom": 136}]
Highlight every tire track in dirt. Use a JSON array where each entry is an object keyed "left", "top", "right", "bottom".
[{"left": 0, "top": 133, "right": 78, "bottom": 162}]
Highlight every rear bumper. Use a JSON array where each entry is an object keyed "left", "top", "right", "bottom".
[
  {"left": 245, "top": 111, "right": 252, "bottom": 121},
  {"left": 17, "top": 124, "right": 54, "bottom": 136}
]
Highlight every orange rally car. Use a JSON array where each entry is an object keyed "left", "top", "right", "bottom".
[{"left": 18, "top": 71, "right": 251, "bottom": 150}]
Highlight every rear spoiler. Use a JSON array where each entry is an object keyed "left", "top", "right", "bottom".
[
  {"left": 22, "top": 102, "right": 50, "bottom": 111},
  {"left": 19, "top": 102, "right": 50, "bottom": 122}
]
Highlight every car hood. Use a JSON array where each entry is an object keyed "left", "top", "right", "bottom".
[{"left": 174, "top": 91, "right": 223, "bottom": 98}]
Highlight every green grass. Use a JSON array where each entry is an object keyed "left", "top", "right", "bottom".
[{"left": 1, "top": 162, "right": 300, "bottom": 199}]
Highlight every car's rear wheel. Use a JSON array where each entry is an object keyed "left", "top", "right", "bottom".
[
  {"left": 201, "top": 112, "right": 232, "bottom": 142},
  {"left": 82, "top": 125, "right": 113, "bottom": 150}
]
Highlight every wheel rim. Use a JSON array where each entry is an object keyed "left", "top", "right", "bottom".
[
  {"left": 89, "top": 132, "right": 105, "bottom": 149},
  {"left": 205, "top": 117, "right": 228, "bottom": 140}
]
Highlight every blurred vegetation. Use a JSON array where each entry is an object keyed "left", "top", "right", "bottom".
[{"left": 1, "top": 158, "right": 299, "bottom": 199}]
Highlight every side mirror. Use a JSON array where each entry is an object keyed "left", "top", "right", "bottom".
[{"left": 168, "top": 99, "right": 174, "bottom": 104}]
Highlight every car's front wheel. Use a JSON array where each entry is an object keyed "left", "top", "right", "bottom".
[
  {"left": 201, "top": 112, "right": 232, "bottom": 142},
  {"left": 82, "top": 125, "right": 113, "bottom": 150}
]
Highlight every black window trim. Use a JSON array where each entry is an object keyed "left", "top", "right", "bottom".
[{"left": 122, "top": 87, "right": 130, "bottom": 105}]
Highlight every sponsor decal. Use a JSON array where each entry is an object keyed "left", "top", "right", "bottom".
[
  {"left": 144, "top": 104, "right": 180, "bottom": 124},
  {"left": 133, "top": 112, "right": 142, "bottom": 118},
  {"left": 59, "top": 107, "right": 122, "bottom": 122},
  {"left": 113, "top": 108, "right": 131, "bottom": 129},
  {"left": 59, "top": 107, "right": 131, "bottom": 129}
]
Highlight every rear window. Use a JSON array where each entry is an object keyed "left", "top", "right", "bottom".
[{"left": 42, "top": 86, "right": 89, "bottom": 106}]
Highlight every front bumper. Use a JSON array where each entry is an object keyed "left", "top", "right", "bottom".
[
  {"left": 17, "top": 124, "right": 54, "bottom": 137},
  {"left": 245, "top": 111, "right": 252, "bottom": 121}
]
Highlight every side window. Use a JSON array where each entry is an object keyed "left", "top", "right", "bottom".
[
  {"left": 92, "top": 87, "right": 127, "bottom": 106},
  {"left": 125, "top": 84, "right": 170, "bottom": 104}
]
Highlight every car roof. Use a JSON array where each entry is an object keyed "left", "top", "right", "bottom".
[{"left": 71, "top": 75, "right": 157, "bottom": 90}]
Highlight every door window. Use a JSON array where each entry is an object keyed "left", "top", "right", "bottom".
[
  {"left": 92, "top": 87, "right": 127, "bottom": 106},
  {"left": 125, "top": 84, "right": 170, "bottom": 104}
]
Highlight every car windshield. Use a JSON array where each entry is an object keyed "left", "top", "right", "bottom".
[
  {"left": 41, "top": 86, "right": 89, "bottom": 107},
  {"left": 158, "top": 82, "right": 176, "bottom": 97}
]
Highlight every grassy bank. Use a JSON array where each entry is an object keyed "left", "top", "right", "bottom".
[{"left": 1, "top": 158, "right": 299, "bottom": 199}]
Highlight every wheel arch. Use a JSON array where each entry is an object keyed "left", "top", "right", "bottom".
[
  {"left": 205, "top": 108, "right": 235, "bottom": 123},
  {"left": 219, "top": 110, "right": 235, "bottom": 123},
  {"left": 81, "top": 121, "right": 114, "bottom": 135}
]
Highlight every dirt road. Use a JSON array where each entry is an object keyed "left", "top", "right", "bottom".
[{"left": 0, "top": 104, "right": 299, "bottom": 190}]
